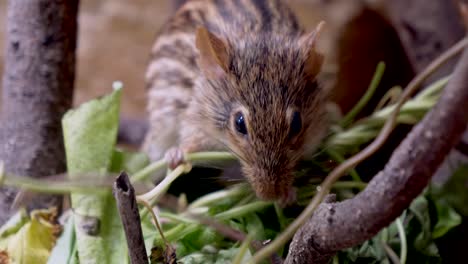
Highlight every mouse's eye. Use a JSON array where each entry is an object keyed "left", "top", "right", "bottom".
[
  {"left": 289, "top": 111, "right": 302, "bottom": 137},
  {"left": 234, "top": 111, "right": 248, "bottom": 135}
]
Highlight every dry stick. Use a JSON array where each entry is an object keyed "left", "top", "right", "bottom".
[
  {"left": 249, "top": 37, "right": 468, "bottom": 263},
  {"left": 113, "top": 172, "right": 149, "bottom": 264}
]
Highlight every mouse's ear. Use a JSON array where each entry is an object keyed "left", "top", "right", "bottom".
[
  {"left": 300, "top": 21, "right": 325, "bottom": 80},
  {"left": 196, "top": 27, "right": 229, "bottom": 78}
]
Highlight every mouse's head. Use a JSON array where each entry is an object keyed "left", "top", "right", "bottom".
[{"left": 194, "top": 23, "right": 328, "bottom": 202}]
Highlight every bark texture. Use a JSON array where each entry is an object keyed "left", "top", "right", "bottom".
[
  {"left": 0, "top": 0, "right": 78, "bottom": 224},
  {"left": 113, "top": 172, "right": 149, "bottom": 264},
  {"left": 285, "top": 44, "right": 468, "bottom": 264}
]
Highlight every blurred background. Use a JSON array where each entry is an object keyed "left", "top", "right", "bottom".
[
  {"left": 1, "top": 0, "right": 465, "bottom": 122},
  {"left": 0, "top": 0, "right": 323, "bottom": 120},
  {"left": 0, "top": 0, "right": 463, "bottom": 177}
]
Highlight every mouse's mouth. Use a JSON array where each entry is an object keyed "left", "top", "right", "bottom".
[
  {"left": 245, "top": 170, "right": 294, "bottom": 201},
  {"left": 255, "top": 186, "right": 291, "bottom": 201}
]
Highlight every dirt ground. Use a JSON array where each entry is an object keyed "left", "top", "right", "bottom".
[{"left": 0, "top": 0, "right": 321, "bottom": 119}]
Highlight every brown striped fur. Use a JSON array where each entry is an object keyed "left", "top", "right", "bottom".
[{"left": 143, "top": 0, "right": 327, "bottom": 202}]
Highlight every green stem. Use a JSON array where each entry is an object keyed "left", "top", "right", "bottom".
[
  {"left": 374, "top": 86, "right": 402, "bottom": 112},
  {"left": 381, "top": 227, "right": 389, "bottom": 242},
  {"left": 159, "top": 212, "right": 197, "bottom": 224},
  {"left": 137, "top": 164, "right": 189, "bottom": 202},
  {"left": 187, "top": 152, "right": 236, "bottom": 165},
  {"left": 274, "top": 203, "right": 288, "bottom": 230},
  {"left": 326, "top": 75, "right": 449, "bottom": 154},
  {"left": 188, "top": 184, "right": 248, "bottom": 209},
  {"left": 333, "top": 256, "right": 339, "bottom": 264},
  {"left": 131, "top": 159, "right": 166, "bottom": 182},
  {"left": 396, "top": 217, "right": 407, "bottom": 264},
  {"left": 233, "top": 234, "right": 253, "bottom": 264},
  {"left": 1, "top": 173, "right": 109, "bottom": 195},
  {"left": 415, "top": 75, "right": 449, "bottom": 99},
  {"left": 131, "top": 152, "right": 236, "bottom": 182},
  {"left": 326, "top": 149, "right": 362, "bottom": 182},
  {"left": 214, "top": 201, "right": 272, "bottom": 221},
  {"left": 340, "top": 62, "right": 386, "bottom": 127},
  {"left": 373, "top": 99, "right": 438, "bottom": 119},
  {"left": 161, "top": 224, "right": 199, "bottom": 242},
  {"left": 381, "top": 241, "right": 401, "bottom": 264}
]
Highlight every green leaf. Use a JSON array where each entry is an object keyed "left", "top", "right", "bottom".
[
  {"left": 339, "top": 238, "right": 387, "bottom": 264},
  {"left": 110, "top": 149, "right": 150, "bottom": 175},
  {"left": 48, "top": 215, "right": 76, "bottom": 264},
  {"left": 181, "top": 228, "right": 220, "bottom": 252},
  {"left": 403, "top": 195, "right": 442, "bottom": 262},
  {"left": 384, "top": 211, "right": 406, "bottom": 243},
  {"left": 2, "top": 209, "right": 58, "bottom": 264},
  {"left": 62, "top": 88, "right": 121, "bottom": 174},
  {"left": 62, "top": 87, "right": 127, "bottom": 263},
  {"left": 218, "top": 247, "right": 252, "bottom": 264},
  {"left": 432, "top": 199, "right": 461, "bottom": 239},
  {"left": 178, "top": 246, "right": 253, "bottom": 264},
  {"left": 0, "top": 209, "right": 28, "bottom": 239},
  {"left": 244, "top": 214, "right": 265, "bottom": 241},
  {"left": 409, "top": 196, "right": 432, "bottom": 251},
  {"left": 432, "top": 165, "right": 468, "bottom": 216}
]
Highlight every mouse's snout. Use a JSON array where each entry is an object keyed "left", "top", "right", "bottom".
[{"left": 244, "top": 167, "right": 295, "bottom": 202}]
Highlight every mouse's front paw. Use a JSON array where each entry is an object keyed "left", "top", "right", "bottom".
[{"left": 164, "top": 147, "right": 186, "bottom": 170}]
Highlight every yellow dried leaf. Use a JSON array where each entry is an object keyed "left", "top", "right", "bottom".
[{"left": 2, "top": 208, "right": 59, "bottom": 264}]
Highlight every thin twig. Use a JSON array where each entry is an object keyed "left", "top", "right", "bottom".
[{"left": 136, "top": 198, "right": 168, "bottom": 245}]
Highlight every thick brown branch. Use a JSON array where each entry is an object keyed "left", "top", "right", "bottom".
[
  {"left": 113, "top": 172, "right": 149, "bottom": 264},
  {"left": 285, "top": 46, "right": 468, "bottom": 264},
  {"left": 0, "top": 0, "right": 78, "bottom": 224}
]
